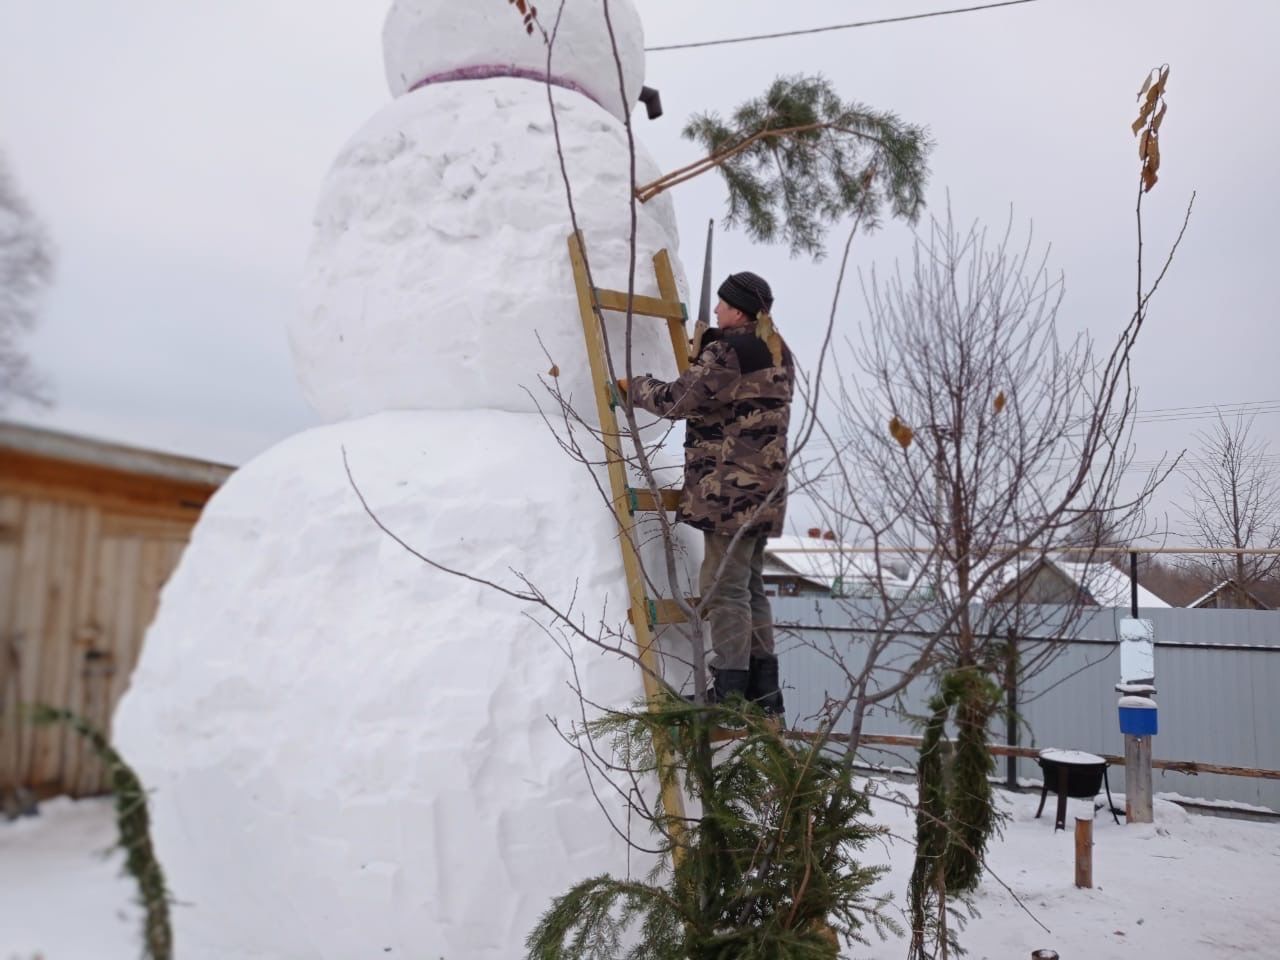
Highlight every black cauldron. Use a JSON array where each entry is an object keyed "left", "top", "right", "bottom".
[{"left": 1034, "top": 749, "right": 1119, "bottom": 830}]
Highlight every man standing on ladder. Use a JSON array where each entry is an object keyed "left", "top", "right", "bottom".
[{"left": 618, "top": 272, "right": 794, "bottom": 716}]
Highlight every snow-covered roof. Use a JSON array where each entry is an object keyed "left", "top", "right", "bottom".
[
  {"left": 764, "top": 536, "right": 913, "bottom": 596},
  {"left": 1049, "top": 559, "right": 1169, "bottom": 608},
  {"left": 979, "top": 556, "right": 1168, "bottom": 609},
  {"left": 1187, "top": 578, "right": 1272, "bottom": 610},
  {"left": 911, "top": 554, "right": 1171, "bottom": 609},
  {"left": 760, "top": 555, "right": 827, "bottom": 590},
  {"left": 1188, "top": 579, "right": 1230, "bottom": 609}
]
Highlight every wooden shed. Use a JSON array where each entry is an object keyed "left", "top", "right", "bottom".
[{"left": 0, "top": 422, "right": 231, "bottom": 808}]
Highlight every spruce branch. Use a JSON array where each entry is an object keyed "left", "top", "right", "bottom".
[
  {"left": 528, "top": 693, "right": 898, "bottom": 960},
  {"left": 28, "top": 705, "right": 173, "bottom": 960}
]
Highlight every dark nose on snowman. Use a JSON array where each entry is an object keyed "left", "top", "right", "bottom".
[{"left": 639, "top": 86, "right": 663, "bottom": 120}]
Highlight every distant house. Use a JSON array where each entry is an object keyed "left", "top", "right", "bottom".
[
  {"left": 0, "top": 422, "right": 232, "bottom": 806},
  {"left": 1188, "top": 579, "right": 1272, "bottom": 611},
  {"left": 987, "top": 556, "right": 1169, "bottom": 609},
  {"left": 763, "top": 531, "right": 913, "bottom": 599}
]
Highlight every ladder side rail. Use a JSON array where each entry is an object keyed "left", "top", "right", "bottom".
[
  {"left": 653, "top": 249, "right": 691, "bottom": 375},
  {"left": 567, "top": 233, "right": 690, "bottom": 851}
]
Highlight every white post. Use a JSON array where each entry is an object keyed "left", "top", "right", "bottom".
[{"left": 1118, "top": 618, "right": 1156, "bottom": 824}]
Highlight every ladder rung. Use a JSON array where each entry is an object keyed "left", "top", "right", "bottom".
[
  {"left": 628, "top": 487, "right": 681, "bottom": 513},
  {"left": 594, "top": 288, "right": 687, "bottom": 321},
  {"left": 627, "top": 597, "right": 697, "bottom": 626}
]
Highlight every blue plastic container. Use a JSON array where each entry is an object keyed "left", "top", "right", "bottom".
[{"left": 1118, "top": 701, "right": 1158, "bottom": 736}]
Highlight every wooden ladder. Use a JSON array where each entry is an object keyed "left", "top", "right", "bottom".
[{"left": 566, "top": 230, "right": 694, "bottom": 849}]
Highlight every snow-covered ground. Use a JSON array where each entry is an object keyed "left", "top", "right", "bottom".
[
  {"left": 4, "top": 788, "right": 1278, "bottom": 959},
  {"left": 868, "top": 786, "right": 1280, "bottom": 959},
  {"left": 0, "top": 798, "right": 139, "bottom": 960}
]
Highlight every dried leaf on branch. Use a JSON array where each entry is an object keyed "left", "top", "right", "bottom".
[
  {"left": 889, "top": 415, "right": 915, "bottom": 449},
  {"left": 1133, "top": 65, "right": 1170, "bottom": 193}
]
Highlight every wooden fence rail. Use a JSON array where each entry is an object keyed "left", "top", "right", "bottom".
[{"left": 777, "top": 731, "right": 1280, "bottom": 782}]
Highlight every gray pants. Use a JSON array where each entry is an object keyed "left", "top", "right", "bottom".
[{"left": 700, "top": 531, "right": 775, "bottom": 671}]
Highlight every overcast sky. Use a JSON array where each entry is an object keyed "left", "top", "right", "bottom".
[{"left": 2, "top": 0, "right": 1277, "bottom": 534}]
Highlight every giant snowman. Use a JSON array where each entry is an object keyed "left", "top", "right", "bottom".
[{"left": 114, "top": 2, "right": 698, "bottom": 957}]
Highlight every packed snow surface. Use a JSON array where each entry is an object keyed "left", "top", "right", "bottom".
[
  {"left": 1115, "top": 682, "right": 1157, "bottom": 694},
  {"left": 113, "top": 412, "right": 697, "bottom": 959},
  {"left": 292, "top": 79, "right": 684, "bottom": 422},
  {"left": 1118, "top": 695, "right": 1158, "bottom": 709},
  {"left": 382, "top": 0, "right": 645, "bottom": 122},
  {"left": 11, "top": 788, "right": 1280, "bottom": 959}
]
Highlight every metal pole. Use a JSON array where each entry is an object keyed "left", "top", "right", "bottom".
[
  {"left": 690, "top": 220, "right": 714, "bottom": 359},
  {"left": 1005, "top": 629, "right": 1018, "bottom": 790},
  {"left": 1129, "top": 550, "right": 1139, "bottom": 617}
]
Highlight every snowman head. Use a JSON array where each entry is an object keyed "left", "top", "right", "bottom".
[{"left": 383, "top": 0, "right": 646, "bottom": 123}]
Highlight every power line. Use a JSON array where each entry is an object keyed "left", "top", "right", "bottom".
[
  {"left": 644, "top": 0, "right": 1044, "bottom": 52},
  {"left": 1126, "top": 398, "right": 1279, "bottom": 416},
  {"left": 1124, "top": 455, "right": 1280, "bottom": 473},
  {"left": 1134, "top": 403, "right": 1280, "bottom": 425}
]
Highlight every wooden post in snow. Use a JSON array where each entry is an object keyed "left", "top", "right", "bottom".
[
  {"left": 1074, "top": 816, "right": 1093, "bottom": 888},
  {"left": 1126, "top": 734, "right": 1154, "bottom": 823}
]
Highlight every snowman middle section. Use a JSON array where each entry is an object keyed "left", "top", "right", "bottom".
[{"left": 293, "top": 78, "right": 687, "bottom": 424}]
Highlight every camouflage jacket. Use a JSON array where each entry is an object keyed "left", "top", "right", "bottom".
[{"left": 629, "top": 328, "right": 794, "bottom": 536}]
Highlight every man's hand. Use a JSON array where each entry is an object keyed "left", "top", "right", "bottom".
[{"left": 616, "top": 378, "right": 629, "bottom": 394}]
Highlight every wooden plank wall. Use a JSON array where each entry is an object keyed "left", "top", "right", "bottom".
[{"left": 0, "top": 488, "right": 197, "bottom": 798}]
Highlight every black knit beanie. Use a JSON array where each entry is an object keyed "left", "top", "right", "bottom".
[{"left": 717, "top": 271, "right": 773, "bottom": 318}]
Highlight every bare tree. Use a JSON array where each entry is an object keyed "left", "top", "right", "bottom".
[
  {"left": 798, "top": 205, "right": 1167, "bottom": 957},
  {"left": 0, "top": 150, "right": 54, "bottom": 410},
  {"left": 1178, "top": 414, "right": 1280, "bottom": 604},
  {"left": 784, "top": 65, "right": 1194, "bottom": 958}
]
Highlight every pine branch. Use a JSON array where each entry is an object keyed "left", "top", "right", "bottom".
[{"left": 638, "top": 74, "right": 931, "bottom": 259}]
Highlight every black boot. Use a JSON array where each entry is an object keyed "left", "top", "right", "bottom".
[
  {"left": 683, "top": 668, "right": 752, "bottom": 713},
  {"left": 710, "top": 667, "right": 752, "bottom": 704},
  {"left": 747, "top": 655, "right": 786, "bottom": 720}
]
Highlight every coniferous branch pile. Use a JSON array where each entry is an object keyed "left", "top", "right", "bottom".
[
  {"left": 640, "top": 74, "right": 930, "bottom": 258},
  {"left": 29, "top": 705, "right": 173, "bottom": 960},
  {"left": 527, "top": 694, "right": 899, "bottom": 959},
  {"left": 907, "top": 668, "right": 1002, "bottom": 959}
]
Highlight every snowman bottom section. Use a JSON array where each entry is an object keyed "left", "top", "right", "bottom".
[{"left": 112, "top": 409, "right": 700, "bottom": 960}]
